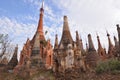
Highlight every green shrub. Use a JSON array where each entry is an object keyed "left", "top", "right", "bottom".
[
  {"left": 96, "top": 59, "right": 120, "bottom": 74},
  {"left": 111, "top": 70, "right": 120, "bottom": 75}
]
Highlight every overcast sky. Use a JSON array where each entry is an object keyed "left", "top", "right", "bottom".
[{"left": 0, "top": 0, "right": 120, "bottom": 56}]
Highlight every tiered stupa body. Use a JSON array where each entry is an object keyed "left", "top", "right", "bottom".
[
  {"left": 59, "top": 16, "right": 73, "bottom": 47},
  {"left": 116, "top": 24, "right": 120, "bottom": 58},
  {"left": 97, "top": 34, "right": 106, "bottom": 60},
  {"left": 31, "top": 4, "right": 46, "bottom": 67},
  {"left": 53, "top": 16, "right": 74, "bottom": 72},
  {"left": 114, "top": 36, "right": 119, "bottom": 48},
  {"left": 85, "top": 34, "right": 100, "bottom": 69},
  {"left": 31, "top": 2, "right": 45, "bottom": 59},
  {"left": 0, "top": 57, "right": 8, "bottom": 65},
  {"left": 117, "top": 24, "right": 120, "bottom": 46},
  {"left": 74, "top": 31, "right": 82, "bottom": 67},
  {"left": 7, "top": 45, "right": 18, "bottom": 70},
  {"left": 107, "top": 32, "right": 114, "bottom": 58},
  {"left": 14, "top": 1, "right": 53, "bottom": 75},
  {"left": 54, "top": 34, "right": 58, "bottom": 50},
  {"left": 113, "top": 36, "right": 119, "bottom": 57},
  {"left": 53, "top": 34, "right": 59, "bottom": 72},
  {"left": 59, "top": 16, "right": 74, "bottom": 71},
  {"left": 53, "top": 16, "right": 85, "bottom": 72}
]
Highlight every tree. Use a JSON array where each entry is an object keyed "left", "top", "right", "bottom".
[{"left": 0, "top": 34, "right": 11, "bottom": 58}]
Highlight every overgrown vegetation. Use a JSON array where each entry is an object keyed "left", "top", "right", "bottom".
[
  {"left": 32, "top": 70, "right": 55, "bottom": 80},
  {"left": 0, "top": 34, "right": 14, "bottom": 58},
  {"left": 40, "top": 40, "right": 47, "bottom": 47},
  {"left": 0, "top": 69, "right": 55, "bottom": 80},
  {"left": 96, "top": 59, "right": 120, "bottom": 74}
]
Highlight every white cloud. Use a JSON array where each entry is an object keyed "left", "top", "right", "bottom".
[
  {"left": 51, "top": 0, "right": 120, "bottom": 50},
  {"left": 0, "top": 17, "right": 36, "bottom": 53},
  {"left": 22, "top": 0, "right": 65, "bottom": 44},
  {"left": 1, "top": 0, "right": 120, "bottom": 58},
  {"left": 0, "top": 16, "right": 62, "bottom": 59}
]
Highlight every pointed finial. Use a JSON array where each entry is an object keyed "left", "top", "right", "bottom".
[
  {"left": 116, "top": 24, "right": 119, "bottom": 27},
  {"left": 76, "top": 30, "right": 78, "bottom": 34},
  {"left": 96, "top": 32, "right": 99, "bottom": 39},
  {"left": 114, "top": 35, "right": 117, "bottom": 40},
  {"left": 56, "top": 34, "right": 58, "bottom": 37},
  {"left": 79, "top": 34, "right": 82, "bottom": 39},
  {"left": 64, "top": 15, "right": 68, "bottom": 22},
  {"left": 40, "top": 0, "right": 44, "bottom": 12},
  {"left": 41, "top": 0, "right": 44, "bottom": 8},
  {"left": 106, "top": 30, "right": 110, "bottom": 36},
  {"left": 113, "top": 33, "right": 116, "bottom": 40},
  {"left": 27, "top": 37, "right": 29, "bottom": 41},
  {"left": 96, "top": 31, "right": 97, "bottom": 35},
  {"left": 16, "top": 44, "right": 18, "bottom": 47},
  {"left": 116, "top": 24, "right": 120, "bottom": 31}
]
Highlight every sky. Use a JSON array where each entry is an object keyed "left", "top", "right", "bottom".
[{"left": 0, "top": 0, "right": 120, "bottom": 57}]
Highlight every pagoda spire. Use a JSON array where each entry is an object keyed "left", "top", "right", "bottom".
[
  {"left": 41, "top": 0, "right": 44, "bottom": 9},
  {"left": 86, "top": 42, "right": 88, "bottom": 52},
  {"left": 85, "top": 39, "right": 88, "bottom": 52},
  {"left": 7, "top": 44, "right": 18, "bottom": 70},
  {"left": 54, "top": 34, "right": 58, "bottom": 49},
  {"left": 88, "top": 34, "right": 96, "bottom": 51},
  {"left": 97, "top": 33, "right": 102, "bottom": 49},
  {"left": 117, "top": 24, "right": 120, "bottom": 46},
  {"left": 107, "top": 31, "right": 113, "bottom": 50},
  {"left": 79, "top": 35, "right": 84, "bottom": 50},
  {"left": 59, "top": 16, "right": 73, "bottom": 47},
  {"left": 37, "top": 0, "right": 45, "bottom": 40},
  {"left": 76, "top": 31, "right": 80, "bottom": 49},
  {"left": 31, "top": 0, "right": 45, "bottom": 57},
  {"left": 114, "top": 36, "right": 119, "bottom": 47},
  {"left": 106, "top": 31, "right": 114, "bottom": 56},
  {"left": 97, "top": 33, "right": 106, "bottom": 59},
  {"left": 86, "top": 34, "right": 100, "bottom": 68}
]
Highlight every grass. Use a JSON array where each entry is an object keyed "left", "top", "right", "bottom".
[
  {"left": 0, "top": 69, "right": 55, "bottom": 80},
  {"left": 96, "top": 59, "right": 120, "bottom": 74},
  {"left": 30, "top": 69, "right": 55, "bottom": 80}
]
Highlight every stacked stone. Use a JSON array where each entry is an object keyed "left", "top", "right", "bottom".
[
  {"left": 97, "top": 34, "right": 106, "bottom": 60},
  {"left": 85, "top": 34, "right": 100, "bottom": 69},
  {"left": 113, "top": 36, "right": 119, "bottom": 57},
  {"left": 55, "top": 68, "right": 84, "bottom": 80},
  {"left": 107, "top": 32, "right": 114, "bottom": 58},
  {"left": 116, "top": 24, "right": 120, "bottom": 59},
  {"left": 14, "top": 1, "right": 53, "bottom": 76},
  {"left": 53, "top": 16, "right": 74, "bottom": 72},
  {"left": 7, "top": 45, "right": 18, "bottom": 70}
]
